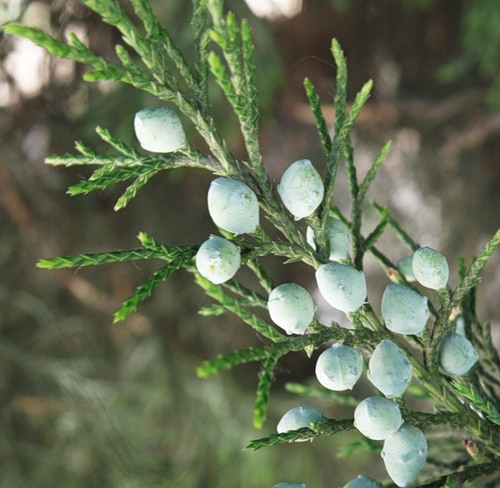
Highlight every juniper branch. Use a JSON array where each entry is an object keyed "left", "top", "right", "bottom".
[
  {"left": 362, "top": 209, "right": 389, "bottom": 252},
  {"left": 96, "top": 126, "right": 141, "bottom": 158},
  {"left": 418, "top": 459, "right": 500, "bottom": 488},
  {"left": 244, "top": 427, "right": 317, "bottom": 451},
  {"left": 37, "top": 249, "right": 165, "bottom": 269},
  {"left": 285, "top": 382, "right": 359, "bottom": 407},
  {"left": 194, "top": 273, "right": 285, "bottom": 342},
  {"left": 304, "top": 78, "right": 332, "bottom": 156},
  {"left": 191, "top": 0, "right": 210, "bottom": 113},
  {"left": 372, "top": 201, "right": 420, "bottom": 251},
  {"left": 403, "top": 411, "right": 470, "bottom": 430},
  {"left": 431, "top": 229, "right": 499, "bottom": 361},
  {"left": 196, "top": 322, "right": 364, "bottom": 378},
  {"left": 345, "top": 138, "right": 363, "bottom": 269},
  {"left": 114, "top": 169, "right": 157, "bottom": 210},
  {"left": 253, "top": 355, "right": 278, "bottom": 429},
  {"left": 357, "top": 141, "right": 392, "bottom": 202},
  {"left": 369, "top": 245, "right": 397, "bottom": 271},
  {"left": 46, "top": 149, "right": 212, "bottom": 171},
  {"left": 244, "top": 239, "right": 319, "bottom": 268},
  {"left": 451, "top": 379, "right": 500, "bottom": 426},
  {"left": 67, "top": 170, "right": 144, "bottom": 195},
  {"left": 245, "top": 258, "right": 274, "bottom": 294},
  {"left": 450, "top": 228, "right": 500, "bottom": 310},
  {"left": 244, "top": 418, "right": 354, "bottom": 451},
  {"left": 221, "top": 280, "right": 268, "bottom": 309},
  {"left": 37, "top": 244, "right": 195, "bottom": 269},
  {"left": 331, "top": 39, "right": 347, "bottom": 139},
  {"left": 207, "top": 9, "right": 270, "bottom": 194},
  {"left": 317, "top": 41, "right": 372, "bottom": 254},
  {"left": 82, "top": 0, "right": 177, "bottom": 89},
  {"left": 129, "top": 0, "right": 199, "bottom": 90},
  {"left": 3, "top": 24, "right": 124, "bottom": 80},
  {"left": 113, "top": 259, "right": 188, "bottom": 322},
  {"left": 8, "top": 7, "right": 238, "bottom": 177},
  {"left": 196, "top": 345, "right": 270, "bottom": 378}
]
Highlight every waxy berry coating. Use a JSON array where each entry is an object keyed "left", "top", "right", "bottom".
[
  {"left": 316, "top": 263, "right": 367, "bottom": 312},
  {"left": 207, "top": 177, "right": 259, "bottom": 235},
  {"left": 368, "top": 340, "right": 412, "bottom": 398},
  {"left": 382, "top": 424, "right": 427, "bottom": 487},
  {"left": 306, "top": 217, "right": 351, "bottom": 261},
  {"left": 396, "top": 256, "right": 416, "bottom": 282},
  {"left": 277, "top": 159, "right": 324, "bottom": 220},
  {"left": 134, "top": 107, "right": 186, "bottom": 153},
  {"left": 277, "top": 407, "right": 324, "bottom": 441},
  {"left": 439, "top": 332, "right": 479, "bottom": 375},
  {"left": 268, "top": 283, "right": 315, "bottom": 335},
  {"left": 412, "top": 246, "right": 449, "bottom": 290},
  {"left": 315, "top": 344, "right": 363, "bottom": 391},
  {"left": 381, "top": 284, "right": 429, "bottom": 336},
  {"left": 195, "top": 236, "right": 240, "bottom": 284},
  {"left": 354, "top": 396, "right": 403, "bottom": 440}
]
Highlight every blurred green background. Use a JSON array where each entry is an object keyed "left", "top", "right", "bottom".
[{"left": 0, "top": 0, "right": 499, "bottom": 487}]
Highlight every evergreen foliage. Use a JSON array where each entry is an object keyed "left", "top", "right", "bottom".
[{"left": 4, "top": 1, "right": 499, "bottom": 486}]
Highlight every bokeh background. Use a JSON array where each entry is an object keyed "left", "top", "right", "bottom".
[{"left": 0, "top": 0, "right": 499, "bottom": 487}]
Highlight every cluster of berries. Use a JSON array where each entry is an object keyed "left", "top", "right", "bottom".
[
  {"left": 274, "top": 243, "right": 478, "bottom": 487},
  {"left": 134, "top": 108, "right": 479, "bottom": 487},
  {"left": 273, "top": 476, "right": 382, "bottom": 488}
]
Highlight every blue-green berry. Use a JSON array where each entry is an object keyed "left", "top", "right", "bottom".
[
  {"left": 354, "top": 396, "right": 403, "bottom": 440},
  {"left": 438, "top": 332, "right": 479, "bottom": 375},
  {"left": 315, "top": 344, "right": 363, "bottom": 391},
  {"left": 368, "top": 340, "right": 412, "bottom": 398},
  {"left": 455, "top": 316, "right": 466, "bottom": 336},
  {"left": 316, "top": 262, "right": 367, "bottom": 312},
  {"left": 277, "top": 407, "right": 324, "bottom": 439},
  {"left": 381, "top": 284, "right": 429, "bottom": 336},
  {"left": 277, "top": 159, "right": 324, "bottom": 220},
  {"left": 207, "top": 177, "right": 259, "bottom": 235},
  {"left": 268, "top": 283, "right": 315, "bottom": 335},
  {"left": 306, "top": 217, "right": 351, "bottom": 261},
  {"left": 195, "top": 236, "right": 240, "bottom": 284},
  {"left": 381, "top": 424, "right": 427, "bottom": 487},
  {"left": 343, "top": 475, "right": 382, "bottom": 488},
  {"left": 134, "top": 107, "right": 186, "bottom": 153},
  {"left": 412, "top": 246, "right": 449, "bottom": 290},
  {"left": 396, "top": 256, "right": 416, "bottom": 282}
]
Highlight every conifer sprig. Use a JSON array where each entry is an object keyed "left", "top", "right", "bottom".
[
  {"left": 3, "top": 24, "right": 125, "bottom": 80},
  {"left": 46, "top": 130, "right": 214, "bottom": 208},
  {"left": 310, "top": 38, "right": 374, "bottom": 261},
  {"left": 191, "top": 0, "right": 210, "bottom": 112},
  {"left": 372, "top": 201, "right": 420, "bottom": 251},
  {"left": 253, "top": 355, "right": 278, "bottom": 428},
  {"left": 284, "top": 382, "right": 359, "bottom": 407},
  {"left": 8, "top": 1, "right": 500, "bottom": 484},
  {"left": 452, "top": 379, "right": 500, "bottom": 426},
  {"left": 450, "top": 228, "right": 500, "bottom": 310},
  {"left": 37, "top": 248, "right": 165, "bottom": 269},
  {"left": 418, "top": 459, "right": 500, "bottom": 488},
  {"left": 304, "top": 77, "right": 332, "bottom": 156},
  {"left": 245, "top": 418, "right": 355, "bottom": 451},
  {"left": 358, "top": 141, "right": 392, "bottom": 202},
  {"left": 193, "top": 273, "right": 285, "bottom": 343},
  {"left": 113, "top": 257, "right": 191, "bottom": 323}
]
